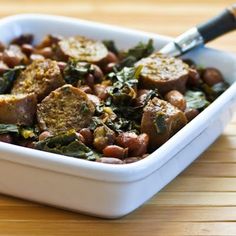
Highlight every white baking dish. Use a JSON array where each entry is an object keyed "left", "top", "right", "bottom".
[{"left": 0, "top": 14, "right": 235, "bottom": 218}]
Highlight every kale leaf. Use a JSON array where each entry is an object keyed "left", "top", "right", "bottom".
[
  {"left": 0, "top": 65, "right": 25, "bottom": 94},
  {"left": 63, "top": 60, "right": 93, "bottom": 85},
  {"left": 0, "top": 124, "right": 19, "bottom": 135},
  {"left": 35, "top": 130, "right": 98, "bottom": 160},
  {"left": 102, "top": 40, "right": 119, "bottom": 55},
  {"left": 185, "top": 90, "right": 210, "bottom": 110}
]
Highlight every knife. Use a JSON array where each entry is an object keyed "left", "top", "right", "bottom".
[{"left": 159, "top": 4, "right": 236, "bottom": 56}]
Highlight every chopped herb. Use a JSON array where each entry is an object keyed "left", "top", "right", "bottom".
[
  {"left": 0, "top": 66, "right": 25, "bottom": 94},
  {"left": 185, "top": 90, "right": 210, "bottom": 110},
  {"left": 154, "top": 112, "right": 167, "bottom": 134}
]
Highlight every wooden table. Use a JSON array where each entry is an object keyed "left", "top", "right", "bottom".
[{"left": 1, "top": 0, "right": 236, "bottom": 235}]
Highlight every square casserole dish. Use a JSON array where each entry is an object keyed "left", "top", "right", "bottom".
[{"left": 0, "top": 14, "right": 235, "bottom": 218}]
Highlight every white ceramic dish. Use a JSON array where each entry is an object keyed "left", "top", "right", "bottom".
[{"left": 0, "top": 14, "right": 235, "bottom": 218}]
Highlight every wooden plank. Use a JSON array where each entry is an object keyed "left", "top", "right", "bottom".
[
  {"left": 164, "top": 177, "right": 236, "bottom": 192},
  {"left": 150, "top": 192, "right": 236, "bottom": 206}
]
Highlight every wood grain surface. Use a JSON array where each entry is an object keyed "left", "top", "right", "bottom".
[{"left": 1, "top": 0, "right": 236, "bottom": 235}]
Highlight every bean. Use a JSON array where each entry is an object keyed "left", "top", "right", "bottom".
[
  {"left": 3, "top": 45, "right": 25, "bottom": 67},
  {"left": 0, "top": 61, "right": 9, "bottom": 75},
  {"left": 75, "top": 132, "right": 85, "bottom": 144},
  {"left": 103, "top": 145, "right": 128, "bottom": 159},
  {"left": 184, "top": 108, "right": 199, "bottom": 122},
  {"left": 164, "top": 90, "right": 186, "bottom": 111},
  {"left": 35, "top": 47, "right": 53, "bottom": 58},
  {"left": 123, "top": 157, "right": 140, "bottom": 164},
  {"left": 104, "top": 62, "right": 116, "bottom": 73},
  {"left": 93, "top": 84, "right": 109, "bottom": 100},
  {"left": 79, "top": 85, "right": 92, "bottom": 94},
  {"left": 0, "top": 134, "right": 13, "bottom": 143},
  {"left": 106, "top": 52, "right": 118, "bottom": 64},
  {"left": 87, "top": 94, "right": 101, "bottom": 106},
  {"left": 97, "top": 157, "right": 123, "bottom": 164},
  {"left": 187, "top": 68, "right": 201, "bottom": 87},
  {"left": 116, "top": 132, "right": 149, "bottom": 157},
  {"left": 131, "top": 133, "right": 149, "bottom": 156},
  {"left": 36, "top": 34, "right": 63, "bottom": 48},
  {"left": 85, "top": 73, "right": 95, "bottom": 88},
  {"left": 21, "top": 44, "right": 34, "bottom": 56},
  {"left": 30, "top": 54, "right": 45, "bottom": 61},
  {"left": 38, "top": 131, "right": 52, "bottom": 141},
  {"left": 57, "top": 61, "right": 67, "bottom": 71},
  {"left": 92, "top": 64, "right": 104, "bottom": 81},
  {"left": 202, "top": 68, "right": 223, "bottom": 86},
  {"left": 0, "top": 42, "right": 5, "bottom": 52},
  {"left": 11, "top": 34, "right": 34, "bottom": 46},
  {"left": 79, "top": 128, "right": 93, "bottom": 146}
]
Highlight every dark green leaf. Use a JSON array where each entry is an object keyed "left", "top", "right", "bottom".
[
  {"left": 0, "top": 66, "right": 25, "bottom": 94},
  {"left": 102, "top": 40, "right": 118, "bottom": 55},
  {"left": 63, "top": 60, "right": 93, "bottom": 85},
  {"left": 0, "top": 124, "right": 19, "bottom": 134},
  {"left": 185, "top": 90, "right": 210, "bottom": 110},
  {"left": 116, "top": 39, "right": 154, "bottom": 69},
  {"left": 35, "top": 130, "right": 98, "bottom": 160}
]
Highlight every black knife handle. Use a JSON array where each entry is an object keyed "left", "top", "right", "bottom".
[{"left": 197, "top": 5, "right": 236, "bottom": 43}]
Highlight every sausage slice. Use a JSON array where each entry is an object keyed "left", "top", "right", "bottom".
[
  {"left": 136, "top": 53, "right": 189, "bottom": 94},
  {"left": 141, "top": 97, "right": 187, "bottom": 150},
  {"left": 56, "top": 36, "right": 108, "bottom": 63},
  {"left": 37, "top": 85, "right": 95, "bottom": 134},
  {"left": 11, "top": 59, "right": 65, "bottom": 101},
  {"left": 0, "top": 93, "right": 37, "bottom": 125}
]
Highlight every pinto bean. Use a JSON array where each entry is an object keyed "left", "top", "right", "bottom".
[
  {"left": 11, "top": 34, "right": 33, "bottom": 46},
  {"left": 97, "top": 157, "right": 123, "bottom": 164},
  {"left": 21, "top": 44, "right": 34, "bottom": 56},
  {"left": 187, "top": 68, "right": 201, "bottom": 87},
  {"left": 38, "top": 131, "right": 52, "bottom": 141},
  {"left": 0, "top": 61, "right": 9, "bottom": 75},
  {"left": 164, "top": 90, "right": 186, "bottom": 111},
  {"left": 30, "top": 54, "right": 45, "bottom": 61},
  {"left": 0, "top": 134, "right": 13, "bottom": 143},
  {"left": 87, "top": 94, "right": 101, "bottom": 106},
  {"left": 0, "top": 42, "right": 5, "bottom": 52},
  {"left": 93, "top": 84, "right": 109, "bottom": 100},
  {"left": 76, "top": 132, "right": 86, "bottom": 144},
  {"left": 79, "top": 128, "right": 93, "bottom": 146},
  {"left": 3, "top": 45, "right": 26, "bottom": 68},
  {"left": 123, "top": 157, "right": 140, "bottom": 164},
  {"left": 116, "top": 132, "right": 149, "bottom": 157},
  {"left": 85, "top": 74, "right": 95, "bottom": 88},
  {"left": 202, "top": 68, "right": 224, "bottom": 86},
  {"left": 92, "top": 64, "right": 104, "bottom": 81},
  {"left": 57, "top": 61, "right": 67, "bottom": 71},
  {"left": 106, "top": 52, "right": 118, "bottom": 64},
  {"left": 79, "top": 85, "right": 92, "bottom": 94},
  {"left": 35, "top": 47, "right": 53, "bottom": 58},
  {"left": 104, "top": 62, "right": 116, "bottom": 73},
  {"left": 103, "top": 145, "right": 128, "bottom": 159},
  {"left": 184, "top": 108, "right": 200, "bottom": 122}
]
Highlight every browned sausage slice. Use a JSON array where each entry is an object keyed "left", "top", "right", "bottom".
[
  {"left": 0, "top": 93, "right": 37, "bottom": 125},
  {"left": 57, "top": 36, "right": 108, "bottom": 63},
  {"left": 11, "top": 59, "right": 65, "bottom": 101},
  {"left": 136, "top": 53, "right": 189, "bottom": 94},
  {"left": 141, "top": 97, "right": 187, "bottom": 150},
  {"left": 37, "top": 84, "right": 95, "bottom": 134}
]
